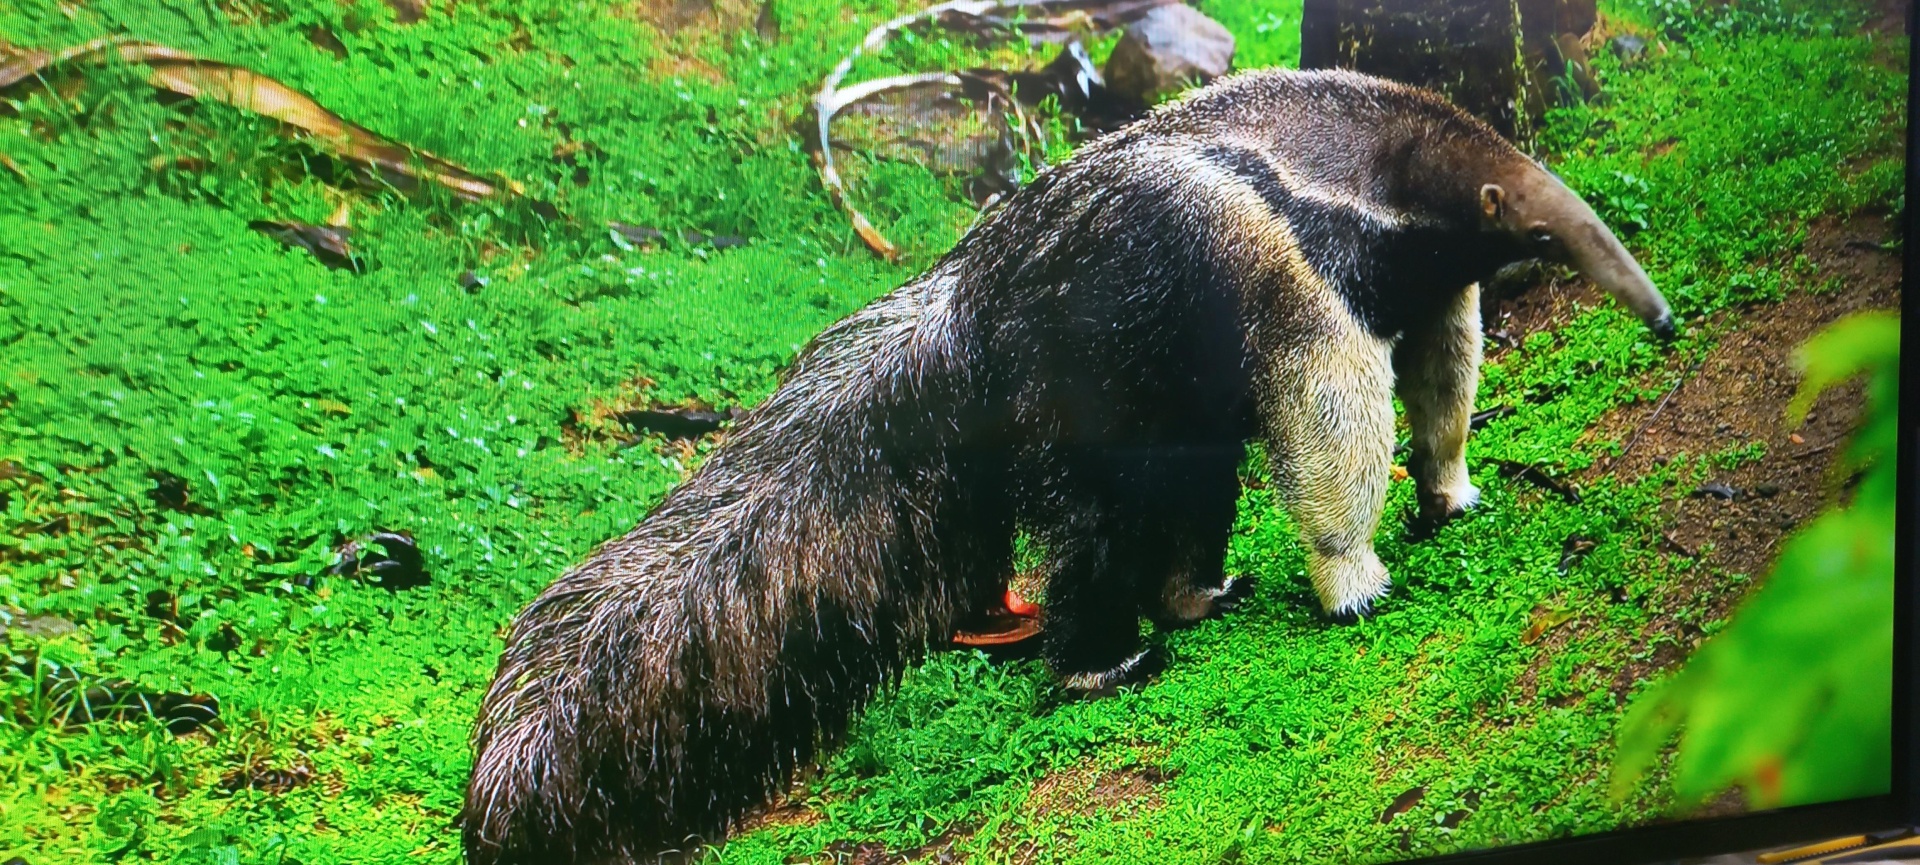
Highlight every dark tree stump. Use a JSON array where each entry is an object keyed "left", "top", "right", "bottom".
[{"left": 1301, "top": 0, "right": 1600, "bottom": 147}]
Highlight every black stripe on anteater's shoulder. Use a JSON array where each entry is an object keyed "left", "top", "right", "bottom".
[
  {"left": 1192, "top": 142, "right": 1496, "bottom": 338},
  {"left": 1194, "top": 142, "right": 1386, "bottom": 325}
]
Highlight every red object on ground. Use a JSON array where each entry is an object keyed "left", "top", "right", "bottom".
[{"left": 952, "top": 583, "right": 1042, "bottom": 648}]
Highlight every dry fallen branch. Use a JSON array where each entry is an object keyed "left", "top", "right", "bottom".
[
  {"left": 815, "top": 69, "right": 965, "bottom": 262},
  {"left": 0, "top": 37, "right": 521, "bottom": 202},
  {"left": 1492, "top": 459, "right": 1582, "bottom": 503},
  {"left": 936, "top": 0, "right": 1177, "bottom": 42},
  {"left": 816, "top": 68, "right": 1043, "bottom": 260},
  {"left": 813, "top": 1, "right": 1163, "bottom": 260}
]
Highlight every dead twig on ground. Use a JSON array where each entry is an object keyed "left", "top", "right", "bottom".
[
  {"left": 1614, "top": 359, "right": 1705, "bottom": 464},
  {"left": 1393, "top": 405, "right": 1514, "bottom": 458},
  {"left": 1790, "top": 440, "right": 1840, "bottom": 461},
  {"left": 1492, "top": 459, "right": 1582, "bottom": 503}
]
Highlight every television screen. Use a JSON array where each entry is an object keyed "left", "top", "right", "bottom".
[{"left": 0, "top": 0, "right": 1906, "bottom": 863}]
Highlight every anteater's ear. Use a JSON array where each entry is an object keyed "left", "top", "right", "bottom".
[{"left": 1479, "top": 184, "right": 1506, "bottom": 221}]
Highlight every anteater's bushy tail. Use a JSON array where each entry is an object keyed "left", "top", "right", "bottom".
[{"left": 461, "top": 276, "right": 1003, "bottom": 864}]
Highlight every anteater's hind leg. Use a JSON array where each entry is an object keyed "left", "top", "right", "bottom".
[
  {"left": 1396, "top": 283, "right": 1484, "bottom": 533},
  {"left": 1039, "top": 517, "right": 1160, "bottom": 691},
  {"left": 1147, "top": 442, "right": 1255, "bottom": 628},
  {"left": 1034, "top": 450, "right": 1166, "bottom": 692}
]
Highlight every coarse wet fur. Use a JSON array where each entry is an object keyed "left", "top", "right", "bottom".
[{"left": 463, "top": 68, "right": 1672, "bottom": 864}]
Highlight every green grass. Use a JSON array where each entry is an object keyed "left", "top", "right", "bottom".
[{"left": 0, "top": 0, "right": 1904, "bottom": 863}]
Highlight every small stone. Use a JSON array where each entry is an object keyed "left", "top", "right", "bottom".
[
  {"left": 0, "top": 612, "right": 76, "bottom": 640},
  {"left": 1103, "top": 5, "right": 1236, "bottom": 105},
  {"left": 1611, "top": 35, "right": 1648, "bottom": 62},
  {"left": 1691, "top": 481, "right": 1740, "bottom": 500},
  {"left": 1789, "top": 433, "right": 1805, "bottom": 445},
  {"left": 1755, "top": 483, "right": 1781, "bottom": 498}
]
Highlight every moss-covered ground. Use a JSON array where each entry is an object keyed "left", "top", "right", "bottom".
[{"left": 0, "top": 0, "right": 1905, "bottom": 862}]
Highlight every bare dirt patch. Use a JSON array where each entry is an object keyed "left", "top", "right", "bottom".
[
  {"left": 1865, "top": 0, "right": 1910, "bottom": 39},
  {"left": 807, "top": 820, "right": 979, "bottom": 865},
  {"left": 623, "top": 0, "right": 773, "bottom": 82},
  {"left": 968, "top": 762, "right": 1171, "bottom": 865},
  {"left": 1493, "top": 208, "right": 1901, "bottom": 762},
  {"left": 1586, "top": 213, "right": 1900, "bottom": 580},
  {"left": 733, "top": 799, "right": 824, "bottom": 835},
  {"left": 627, "top": 0, "right": 723, "bottom": 34},
  {"left": 1481, "top": 266, "right": 1607, "bottom": 364},
  {"left": 1584, "top": 211, "right": 1900, "bottom": 713}
]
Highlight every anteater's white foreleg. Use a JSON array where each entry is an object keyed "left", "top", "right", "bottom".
[{"left": 1260, "top": 327, "right": 1398, "bottom": 618}]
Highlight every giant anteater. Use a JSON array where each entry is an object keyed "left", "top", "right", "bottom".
[{"left": 463, "top": 67, "right": 1675, "bottom": 864}]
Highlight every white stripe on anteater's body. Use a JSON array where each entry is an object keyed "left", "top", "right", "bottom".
[{"left": 465, "top": 68, "right": 1673, "bottom": 865}]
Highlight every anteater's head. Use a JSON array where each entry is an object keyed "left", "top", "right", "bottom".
[{"left": 1476, "top": 161, "right": 1678, "bottom": 340}]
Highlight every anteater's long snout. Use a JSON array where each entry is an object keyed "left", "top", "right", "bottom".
[
  {"left": 1567, "top": 215, "right": 1677, "bottom": 340},
  {"left": 1545, "top": 178, "right": 1678, "bottom": 341}
]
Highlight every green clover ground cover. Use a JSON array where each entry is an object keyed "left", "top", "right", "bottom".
[{"left": 0, "top": 0, "right": 1903, "bottom": 863}]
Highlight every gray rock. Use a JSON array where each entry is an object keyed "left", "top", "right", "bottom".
[
  {"left": 1691, "top": 481, "right": 1740, "bottom": 501},
  {"left": 1611, "top": 34, "right": 1649, "bottom": 62},
  {"left": 0, "top": 611, "right": 76, "bottom": 640},
  {"left": 1103, "top": 5, "right": 1235, "bottom": 105}
]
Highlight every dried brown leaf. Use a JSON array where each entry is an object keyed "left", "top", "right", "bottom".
[
  {"left": 1520, "top": 606, "right": 1577, "bottom": 645},
  {"left": 1380, "top": 786, "right": 1425, "bottom": 823},
  {"left": 384, "top": 0, "right": 428, "bottom": 24}
]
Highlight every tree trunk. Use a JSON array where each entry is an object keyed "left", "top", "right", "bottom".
[{"left": 1300, "top": 0, "right": 1600, "bottom": 147}]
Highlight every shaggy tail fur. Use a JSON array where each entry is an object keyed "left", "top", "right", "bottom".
[{"left": 462, "top": 273, "right": 1005, "bottom": 864}]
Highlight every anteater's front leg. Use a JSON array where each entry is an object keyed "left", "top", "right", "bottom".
[
  {"left": 1260, "top": 329, "right": 1398, "bottom": 618},
  {"left": 1395, "top": 284, "right": 1484, "bottom": 528}
]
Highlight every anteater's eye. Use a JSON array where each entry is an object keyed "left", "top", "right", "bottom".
[{"left": 1529, "top": 228, "right": 1554, "bottom": 246}]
